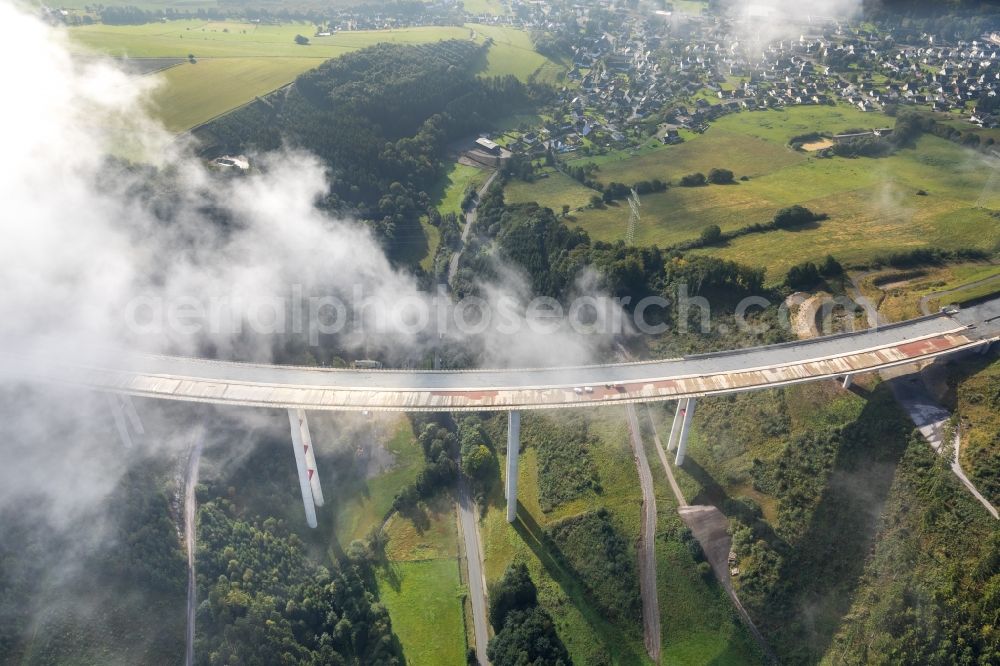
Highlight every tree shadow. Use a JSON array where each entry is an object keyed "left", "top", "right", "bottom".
[
  {"left": 511, "top": 504, "right": 647, "bottom": 665},
  {"left": 681, "top": 457, "right": 784, "bottom": 548},
  {"left": 756, "top": 386, "right": 910, "bottom": 661}
]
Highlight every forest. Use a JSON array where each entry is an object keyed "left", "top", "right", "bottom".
[{"left": 197, "top": 40, "right": 541, "bottom": 263}]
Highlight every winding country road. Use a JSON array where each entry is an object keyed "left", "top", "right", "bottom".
[
  {"left": 184, "top": 429, "right": 205, "bottom": 666},
  {"left": 456, "top": 472, "right": 491, "bottom": 664},
  {"left": 625, "top": 403, "right": 661, "bottom": 663},
  {"left": 447, "top": 169, "right": 498, "bottom": 287}
]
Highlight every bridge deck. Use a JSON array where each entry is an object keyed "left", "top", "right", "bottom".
[{"left": 6, "top": 301, "right": 1000, "bottom": 412}]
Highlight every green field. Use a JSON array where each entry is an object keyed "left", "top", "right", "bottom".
[
  {"left": 435, "top": 161, "right": 488, "bottom": 219},
  {"left": 69, "top": 21, "right": 556, "bottom": 131},
  {"left": 152, "top": 57, "right": 321, "bottom": 130},
  {"left": 331, "top": 415, "right": 424, "bottom": 546},
  {"left": 473, "top": 23, "right": 566, "bottom": 84},
  {"left": 69, "top": 21, "right": 473, "bottom": 58},
  {"left": 377, "top": 560, "right": 467, "bottom": 666},
  {"left": 506, "top": 105, "right": 1000, "bottom": 282},
  {"left": 506, "top": 168, "right": 597, "bottom": 212}
]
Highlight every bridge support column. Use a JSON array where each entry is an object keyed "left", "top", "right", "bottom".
[
  {"left": 505, "top": 410, "right": 520, "bottom": 523},
  {"left": 288, "top": 409, "right": 318, "bottom": 529},
  {"left": 106, "top": 394, "right": 133, "bottom": 449},
  {"left": 979, "top": 342, "right": 993, "bottom": 355},
  {"left": 121, "top": 396, "right": 145, "bottom": 437},
  {"left": 842, "top": 374, "right": 853, "bottom": 389},
  {"left": 292, "top": 409, "right": 324, "bottom": 507},
  {"left": 674, "top": 398, "right": 697, "bottom": 466},
  {"left": 667, "top": 398, "right": 688, "bottom": 451}
]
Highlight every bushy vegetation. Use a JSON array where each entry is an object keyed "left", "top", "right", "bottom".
[
  {"left": 486, "top": 564, "right": 572, "bottom": 666},
  {"left": 522, "top": 413, "right": 602, "bottom": 512},
  {"left": 954, "top": 359, "right": 1000, "bottom": 506},
  {"left": 546, "top": 508, "right": 639, "bottom": 621},
  {"left": 460, "top": 185, "right": 768, "bottom": 310},
  {"left": 785, "top": 255, "right": 844, "bottom": 290},
  {"left": 729, "top": 387, "right": 917, "bottom": 663},
  {"left": 826, "top": 435, "right": 1000, "bottom": 664},
  {"left": 390, "top": 414, "right": 459, "bottom": 514}
]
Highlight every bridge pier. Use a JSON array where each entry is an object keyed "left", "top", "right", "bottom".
[
  {"left": 505, "top": 410, "right": 520, "bottom": 523},
  {"left": 666, "top": 398, "right": 688, "bottom": 451},
  {"left": 292, "top": 409, "right": 324, "bottom": 507},
  {"left": 106, "top": 394, "right": 144, "bottom": 449},
  {"left": 674, "top": 398, "right": 697, "bottom": 466},
  {"left": 288, "top": 408, "right": 318, "bottom": 529},
  {"left": 106, "top": 394, "right": 133, "bottom": 449},
  {"left": 842, "top": 374, "right": 853, "bottom": 389}
]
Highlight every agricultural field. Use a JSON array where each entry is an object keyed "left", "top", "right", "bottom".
[
  {"left": 463, "top": 0, "right": 509, "bottom": 15},
  {"left": 505, "top": 105, "right": 1000, "bottom": 283},
  {"left": 479, "top": 407, "right": 758, "bottom": 665},
  {"left": 473, "top": 23, "right": 566, "bottom": 84},
  {"left": 151, "top": 57, "right": 319, "bottom": 131},
  {"left": 68, "top": 21, "right": 473, "bottom": 58},
  {"left": 506, "top": 167, "right": 596, "bottom": 212},
  {"left": 68, "top": 21, "right": 554, "bottom": 131}
]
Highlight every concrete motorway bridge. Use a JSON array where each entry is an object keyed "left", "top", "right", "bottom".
[{"left": 5, "top": 299, "right": 1000, "bottom": 527}]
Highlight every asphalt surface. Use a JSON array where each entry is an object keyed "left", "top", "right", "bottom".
[
  {"left": 456, "top": 474, "right": 490, "bottom": 664},
  {"left": 625, "top": 404, "right": 661, "bottom": 663},
  {"left": 6, "top": 301, "right": 999, "bottom": 413}
]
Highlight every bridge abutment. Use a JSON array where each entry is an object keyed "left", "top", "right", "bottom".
[{"left": 505, "top": 410, "right": 520, "bottom": 523}]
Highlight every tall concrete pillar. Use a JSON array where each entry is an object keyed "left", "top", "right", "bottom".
[
  {"left": 666, "top": 398, "right": 688, "bottom": 451},
  {"left": 288, "top": 409, "right": 318, "bottom": 529},
  {"left": 121, "top": 395, "right": 145, "bottom": 436},
  {"left": 674, "top": 398, "right": 697, "bottom": 466},
  {"left": 505, "top": 410, "right": 521, "bottom": 523},
  {"left": 842, "top": 374, "right": 853, "bottom": 389},
  {"left": 293, "top": 409, "right": 324, "bottom": 507},
  {"left": 106, "top": 394, "right": 133, "bottom": 449}
]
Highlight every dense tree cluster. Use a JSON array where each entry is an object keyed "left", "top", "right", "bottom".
[
  {"left": 521, "top": 412, "right": 602, "bottom": 512},
  {"left": 196, "top": 501, "right": 400, "bottom": 665},
  {"left": 785, "top": 255, "right": 843, "bottom": 290},
  {"left": 199, "top": 40, "right": 537, "bottom": 262},
  {"left": 486, "top": 564, "right": 572, "bottom": 666},
  {"left": 390, "top": 414, "right": 459, "bottom": 514}
]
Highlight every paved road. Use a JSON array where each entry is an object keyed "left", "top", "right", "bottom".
[
  {"left": 10, "top": 302, "right": 997, "bottom": 412},
  {"left": 456, "top": 474, "right": 490, "bottom": 664},
  {"left": 448, "top": 170, "right": 498, "bottom": 287},
  {"left": 887, "top": 369, "right": 999, "bottom": 519},
  {"left": 918, "top": 272, "right": 1000, "bottom": 315},
  {"left": 625, "top": 404, "right": 661, "bottom": 663},
  {"left": 184, "top": 429, "right": 205, "bottom": 666}
]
